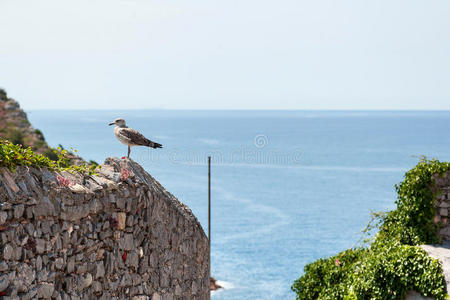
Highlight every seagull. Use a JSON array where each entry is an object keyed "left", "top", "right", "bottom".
[{"left": 109, "top": 118, "right": 162, "bottom": 158}]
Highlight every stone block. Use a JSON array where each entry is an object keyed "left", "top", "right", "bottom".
[
  {"left": 37, "top": 283, "right": 54, "bottom": 298},
  {"left": 126, "top": 251, "right": 139, "bottom": 269},
  {"left": 117, "top": 212, "right": 126, "bottom": 230},
  {"left": 439, "top": 201, "right": 450, "bottom": 208},
  {"left": 94, "top": 262, "right": 105, "bottom": 279},
  {"left": 0, "top": 273, "right": 9, "bottom": 291},
  {"left": 0, "top": 211, "right": 7, "bottom": 224},
  {"left": 3, "top": 244, "right": 14, "bottom": 260},
  {"left": 33, "top": 197, "right": 56, "bottom": 218},
  {"left": 13, "top": 204, "right": 24, "bottom": 219},
  {"left": 152, "top": 292, "right": 161, "bottom": 300},
  {"left": 35, "top": 239, "right": 45, "bottom": 254},
  {"left": 119, "top": 233, "right": 134, "bottom": 251}
]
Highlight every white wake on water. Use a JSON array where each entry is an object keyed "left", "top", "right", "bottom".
[
  {"left": 211, "top": 280, "right": 235, "bottom": 296},
  {"left": 213, "top": 185, "right": 290, "bottom": 244}
]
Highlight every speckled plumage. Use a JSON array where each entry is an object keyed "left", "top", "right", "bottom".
[{"left": 110, "top": 118, "right": 162, "bottom": 157}]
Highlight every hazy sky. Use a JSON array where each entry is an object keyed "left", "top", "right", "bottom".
[{"left": 1, "top": 0, "right": 449, "bottom": 110}]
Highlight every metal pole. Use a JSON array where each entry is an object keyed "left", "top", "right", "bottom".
[
  {"left": 208, "top": 156, "right": 211, "bottom": 245},
  {"left": 208, "top": 156, "right": 211, "bottom": 294}
]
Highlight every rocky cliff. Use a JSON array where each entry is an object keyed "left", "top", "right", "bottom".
[
  {"left": 0, "top": 157, "right": 210, "bottom": 299},
  {"left": 0, "top": 88, "right": 54, "bottom": 158}
]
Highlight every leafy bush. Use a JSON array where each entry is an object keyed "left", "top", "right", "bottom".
[
  {"left": 34, "top": 129, "right": 43, "bottom": 136},
  {"left": 377, "top": 158, "right": 450, "bottom": 246},
  {"left": 42, "top": 147, "right": 59, "bottom": 161},
  {"left": 0, "top": 138, "right": 98, "bottom": 175},
  {"left": 88, "top": 159, "right": 99, "bottom": 166},
  {"left": 292, "top": 158, "right": 450, "bottom": 299},
  {"left": 292, "top": 249, "right": 365, "bottom": 299},
  {"left": 0, "top": 88, "right": 7, "bottom": 101},
  {"left": 292, "top": 245, "right": 446, "bottom": 300},
  {"left": 33, "top": 140, "right": 46, "bottom": 150},
  {"left": 7, "top": 129, "right": 25, "bottom": 146},
  {"left": 352, "top": 244, "right": 446, "bottom": 299}
]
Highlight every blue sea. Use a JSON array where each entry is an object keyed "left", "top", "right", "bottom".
[{"left": 28, "top": 110, "right": 450, "bottom": 300}]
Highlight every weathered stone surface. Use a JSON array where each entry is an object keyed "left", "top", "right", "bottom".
[
  {"left": 127, "top": 251, "right": 139, "bottom": 268},
  {"left": 439, "top": 201, "right": 450, "bottom": 208},
  {"left": 0, "top": 274, "right": 9, "bottom": 291},
  {"left": 35, "top": 239, "right": 46, "bottom": 254},
  {"left": 434, "top": 174, "right": 450, "bottom": 242},
  {"left": 405, "top": 290, "right": 433, "bottom": 300},
  {"left": 84, "top": 273, "right": 93, "bottom": 288},
  {"left": 132, "top": 296, "right": 149, "bottom": 300},
  {"left": 118, "top": 212, "right": 126, "bottom": 230},
  {"left": 13, "top": 204, "right": 24, "bottom": 218},
  {"left": 36, "top": 256, "right": 42, "bottom": 270},
  {"left": 0, "top": 158, "right": 209, "bottom": 299},
  {"left": 61, "top": 204, "right": 90, "bottom": 221},
  {"left": 13, "top": 263, "right": 35, "bottom": 292},
  {"left": 152, "top": 292, "right": 161, "bottom": 300},
  {"left": 2, "top": 170, "right": 20, "bottom": 193},
  {"left": 22, "top": 286, "right": 38, "bottom": 300},
  {"left": 0, "top": 211, "right": 7, "bottom": 224},
  {"left": 0, "top": 261, "right": 8, "bottom": 271},
  {"left": 69, "top": 184, "right": 87, "bottom": 193},
  {"left": 55, "top": 258, "right": 64, "bottom": 270},
  {"left": 94, "top": 262, "right": 105, "bottom": 279},
  {"left": 37, "top": 283, "right": 54, "bottom": 298},
  {"left": 120, "top": 233, "right": 134, "bottom": 251},
  {"left": 33, "top": 197, "right": 56, "bottom": 218},
  {"left": 3, "top": 244, "right": 14, "bottom": 260}
]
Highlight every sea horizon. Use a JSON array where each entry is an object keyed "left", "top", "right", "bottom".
[{"left": 27, "top": 108, "right": 450, "bottom": 112}]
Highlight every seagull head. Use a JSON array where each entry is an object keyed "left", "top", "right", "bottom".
[{"left": 109, "top": 118, "right": 126, "bottom": 127}]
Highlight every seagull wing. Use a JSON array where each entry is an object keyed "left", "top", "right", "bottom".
[{"left": 118, "top": 128, "right": 162, "bottom": 148}]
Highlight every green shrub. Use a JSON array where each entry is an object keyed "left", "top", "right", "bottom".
[
  {"left": 88, "top": 159, "right": 99, "bottom": 166},
  {"left": 42, "top": 148, "right": 58, "bottom": 161},
  {"left": 292, "top": 248, "right": 365, "bottom": 300},
  {"left": 0, "top": 88, "right": 7, "bottom": 101},
  {"left": 292, "top": 158, "right": 450, "bottom": 300},
  {"left": 377, "top": 158, "right": 450, "bottom": 246},
  {"left": 352, "top": 244, "right": 446, "bottom": 299},
  {"left": 7, "top": 129, "right": 25, "bottom": 146},
  {"left": 34, "top": 129, "right": 44, "bottom": 136},
  {"left": 33, "top": 140, "right": 46, "bottom": 149},
  {"left": 0, "top": 138, "right": 98, "bottom": 175}
]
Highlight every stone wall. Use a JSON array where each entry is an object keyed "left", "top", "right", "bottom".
[
  {"left": 0, "top": 158, "right": 209, "bottom": 299},
  {"left": 433, "top": 172, "right": 450, "bottom": 241}
]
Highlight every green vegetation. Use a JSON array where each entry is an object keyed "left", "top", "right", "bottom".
[
  {"left": 7, "top": 129, "right": 25, "bottom": 146},
  {"left": 0, "top": 138, "right": 99, "bottom": 175},
  {"left": 42, "top": 148, "right": 59, "bottom": 161},
  {"left": 292, "top": 158, "right": 450, "bottom": 300},
  {"left": 378, "top": 158, "right": 450, "bottom": 246},
  {"left": 88, "top": 159, "right": 99, "bottom": 166},
  {"left": 34, "top": 129, "right": 44, "bottom": 137},
  {"left": 0, "top": 88, "right": 7, "bottom": 101}
]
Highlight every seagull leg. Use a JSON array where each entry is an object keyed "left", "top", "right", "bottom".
[{"left": 127, "top": 146, "right": 130, "bottom": 158}]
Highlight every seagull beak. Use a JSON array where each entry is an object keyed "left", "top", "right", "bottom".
[{"left": 108, "top": 122, "right": 115, "bottom": 126}]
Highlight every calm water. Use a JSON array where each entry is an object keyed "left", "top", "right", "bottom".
[{"left": 28, "top": 110, "right": 450, "bottom": 300}]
